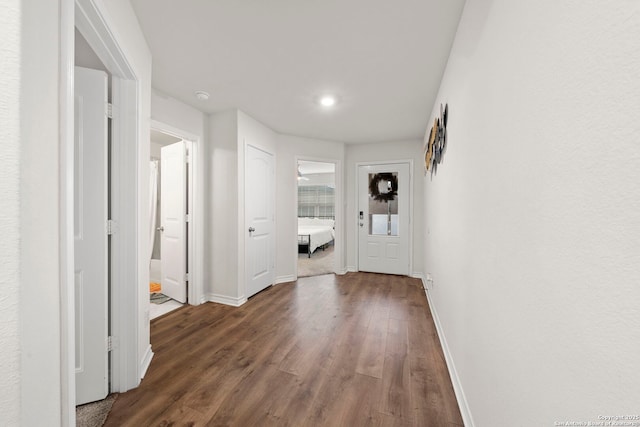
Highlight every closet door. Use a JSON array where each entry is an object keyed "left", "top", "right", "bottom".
[{"left": 74, "top": 66, "right": 109, "bottom": 405}]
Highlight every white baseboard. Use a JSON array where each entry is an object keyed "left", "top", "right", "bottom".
[
  {"left": 422, "top": 280, "right": 475, "bottom": 427},
  {"left": 411, "top": 272, "right": 424, "bottom": 280},
  {"left": 139, "top": 344, "right": 154, "bottom": 379},
  {"left": 207, "top": 292, "right": 247, "bottom": 307},
  {"left": 275, "top": 275, "right": 296, "bottom": 285},
  {"left": 346, "top": 265, "right": 357, "bottom": 273},
  {"left": 335, "top": 267, "right": 348, "bottom": 275}
]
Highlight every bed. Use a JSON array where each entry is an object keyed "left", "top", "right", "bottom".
[{"left": 298, "top": 217, "right": 335, "bottom": 258}]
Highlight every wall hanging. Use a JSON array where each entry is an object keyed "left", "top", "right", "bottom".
[{"left": 424, "top": 103, "right": 448, "bottom": 174}]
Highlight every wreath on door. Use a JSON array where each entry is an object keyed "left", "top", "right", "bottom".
[{"left": 369, "top": 173, "right": 398, "bottom": 202}]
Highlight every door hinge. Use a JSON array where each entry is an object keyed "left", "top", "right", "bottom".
[
  {"left": 106, "top": 219, "right": 117, "bottom": 235},
  {"left": 185, "top": 214, "right": 191, "bottom": 223},
  {"left": 107, "top": 102, "right": 113, "bottom": 119},
  {"left": 184, "top": 273, "right": 190, "bottom": 282},
  {"left": 108, "top": 336, "right": 119, "bottom": 352}
]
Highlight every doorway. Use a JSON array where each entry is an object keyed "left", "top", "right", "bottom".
[
  {"left": 149, "top": 129, "right": 187, "bottom": 319},
  {"left": 245, "top": 144, "right": 276, "bottom": 298},
  {"left": 297, "top": 160, "right": 336, "bottom": 277},
  {"left": 74, "top": 29, "right": 112, "bottom": 406},
  {"left": 63, "top": 1, "right": 145, "bottom": 421},
  {"left": 357, "top": 162, "right": 412, "bottom": 276}
]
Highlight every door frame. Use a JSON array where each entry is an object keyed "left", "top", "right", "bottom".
[
  {"left": 293, "top": 156, "right": 344, "bottom": 279},
  {"left": 354, "top": 160, "right": 414, "bottom": 275},
  {"left": 61, "top": 0, "right": 142, "bottom": 423},
  {"left": 151, "top": 120, "right": 204, "bottom": 305}
]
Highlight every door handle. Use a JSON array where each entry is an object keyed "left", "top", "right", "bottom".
[
  {"left": 157, "top": 226, "right": 164, "bottom": 232},
  {"left": 248, "top": 227, "right": 255, "bottom": 233}
]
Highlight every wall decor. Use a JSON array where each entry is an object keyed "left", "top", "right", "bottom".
[
  {"left": 424, "top": 103, "right": 449, "bottom": 174},
  {"left": 425, "top": 118, "right": 437, "bottom": 171},
  {"left": 368, "top": 172, "right": 398, "bottom": 202}
]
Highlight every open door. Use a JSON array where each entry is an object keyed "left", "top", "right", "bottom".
[
  {"left": 245, "top": 144, "right": 275, "bottom": 298},
  {"left": 74, "top": 66, "right": 109, "bottom": 405},
  {"left": 358, "top": 163, "right": 410, "bottom": 275},
  {"left": 160, "top": 141, "right": 187, "bottom": 303}
]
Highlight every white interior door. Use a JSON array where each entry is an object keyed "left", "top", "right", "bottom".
[
  {"left": 358, "top": 163, "right": 410, "bottom": 275},
  {"left": 74, "top": 66, "right": 109, "bottom": 405},
  {"left": 246, "top": 144, "right": 275, "bottom": 298},
  {"left": 160, "top": 141, "right": 187, "bottom": 303}
]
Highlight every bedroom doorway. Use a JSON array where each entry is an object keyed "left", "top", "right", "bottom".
[{"left": 297, "top": 160, "right": 336, "bottom": 277}]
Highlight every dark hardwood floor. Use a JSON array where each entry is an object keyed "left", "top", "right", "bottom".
[{"left": 104, "top": 272, "right": 464, "bottom": 426}]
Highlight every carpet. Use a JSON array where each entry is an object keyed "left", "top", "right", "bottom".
[
  {"left": 76, "top": 394, "right": 117, "bottom": 427},
  {"left": 298, "top": 243, "right": 334, "bottom": 277},
  {"left": 151, "top": 293, "right": 171, "bottom": 304}
]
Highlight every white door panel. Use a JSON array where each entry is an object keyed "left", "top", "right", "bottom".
[
  {"left": 246, "top": 145, "right": 275, "bottom": 298},
  {"left": 160, "top": 141, "right": 187, "bottom": 303},
  {"left": 358, "top": 163, "right": 410, "bottom": 275},
  {"left": 74, "top": 66, "right": 109, "bottom": 405}
]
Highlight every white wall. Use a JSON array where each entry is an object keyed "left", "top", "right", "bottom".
[
  {"left": 18, "top": 0, "right": 62, "bottom": 424},
  {"left": 423, "top": 1, "right": 640, "bottom": 425},
  {"left": 151, "top": 89, "right": 206, "bottom": 137},
  {"left": 75, "top": 29, "right": 109, "bottom": 75},
  {"left": 207, "top": 110, "right": 280, "bottom": 302},
  {"left": 345, "top": 140, "right": 424, "bottom": 276},
  {"left": 237, "top": 110, "right": 279, "bottom": 297},
  {"left": 0, "top": 1, "right": 22, "bottom": 423},
  {"left": 150, "top": 89, "right": 207, "bottom": 304},
  {"left": 208, "top": 110, "right": 240, "bottom": 301},
  {"left": 276, "top": 134, "right": 345, "bottom": 281}
]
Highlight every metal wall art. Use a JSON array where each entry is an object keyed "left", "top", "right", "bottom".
[{"left": 424, "top": 103, "right": 448, "bottom": 174}]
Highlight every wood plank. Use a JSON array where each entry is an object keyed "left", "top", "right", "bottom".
[
  {"left": 379, "top": 318, "right": 413, "bottom": 422},
  {"left": 104, "top": 273, "right": 463, "bottom": 426}
]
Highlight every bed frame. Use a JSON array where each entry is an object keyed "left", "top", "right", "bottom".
[{"left": 297, "top": 216, "right": 334, "bottom": 258}]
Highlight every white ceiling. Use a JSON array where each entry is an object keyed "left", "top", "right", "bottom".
[{"left": 130, "top": 0, "right": 465, "bottom": 144}]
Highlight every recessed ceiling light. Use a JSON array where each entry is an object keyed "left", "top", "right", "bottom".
[
  {"left": 319, "top": 95, "right": 336, "bottom": 107},
  {"left": 194, "top": 91, "right": 210, "bottom": 101}
]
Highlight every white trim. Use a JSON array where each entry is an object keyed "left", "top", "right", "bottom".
[
  {"left": 75, "top": 0, "right": 135, "bottom": 80},
  {"left": 354, "top": 160, "right": 414, "bottom": 276},
  {"left": 275, "top": 275, "right": 296, "bottom": 285},
  {"left": 138, "top": 346, "right": 153, "bottom": 378},
  {"left": 149, "top": 120, "right": 204, "bottom": 307},
  {"left": 207, "top": 293, "right": 248, "bottom": 307},
  {"left": 138, "top": 345, "right": 154, "bottom": 379},
  {"left": 293, "top": 155, "right": 344, "bottom": 281},
  {"left": 109, "top": 75, "right": 140, "bottom": 393},
  {"left": 346, "top": 265, "right": 357, "bottom": 273},
  {"left": 59, "top": 1, "right": 75, "bottom": 424},
  {"left": 62, "top": 2, "right": 142, "bottom": 420},
  {"left": 422, "top": 280, "right": 475, "bottom": 427}
]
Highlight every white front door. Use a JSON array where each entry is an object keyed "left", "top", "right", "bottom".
[
  {"left": 160, "top": 141, "right": 188, "bottom": 303},
  {"left": 74, "top": 66, "right": 109, "bottom": 405},
  {"left": 358, "top": 163, "right": 411, "bottom": 275},
  {"left": 245, "top": 144, "right": 275, "bottom": 298}
]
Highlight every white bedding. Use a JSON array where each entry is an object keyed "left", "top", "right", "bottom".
[{"left": 298, "top": 218, "right": 334, "bottom": 255}]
